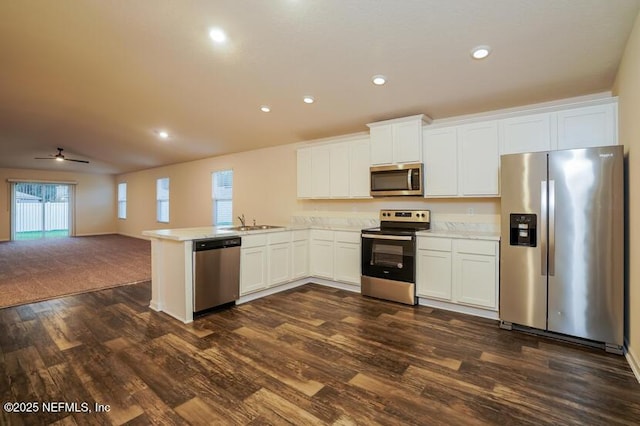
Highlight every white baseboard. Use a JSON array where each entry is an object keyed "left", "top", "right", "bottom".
[
  {"left": 306, "top": 277, "right": 361, "bottom": 293},
  {"left": 236, "top": 280, "right": 309, "bottom": 304},
  {"left": 625, "top": 343, "right": 640, "bottom": 384},
  {"left": 418, "top": 297, "right": 499, "bottom": 320},
  {"left": 74, "top": 232, "right": 118, "bottom": 237},
  {"left": 116, "top": 232, "right": 149, "bottom": 240}
]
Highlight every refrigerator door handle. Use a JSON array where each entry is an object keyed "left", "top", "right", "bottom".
[
  {"left": 548, "top": 180, "right": 555, "bottom": 276},
  {"left": 541, "top": 180, "right": 547, "bottom": 276}
]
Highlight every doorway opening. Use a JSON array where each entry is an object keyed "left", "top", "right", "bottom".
[{"left": 11, "top": 182, "right": 75, "bottom": 241}]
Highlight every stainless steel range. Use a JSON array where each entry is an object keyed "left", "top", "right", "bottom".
[{"left": 361, "top": 209, "right": 430, "bottom": 305}]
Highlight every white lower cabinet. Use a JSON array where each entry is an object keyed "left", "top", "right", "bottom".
[
  {"left": 267, "top": 232, "right": 291, "bottom": 286},
  {"left": 291, "top": 230, "right": 309, "bottom": 279},
  {"left": 240, "top": 231, "right": 296, "bottom": 296},
  {"left": 417, "top": 236, "right": 498, "bottom": 313},
  {"left": 310, "top": 230, "right": 334, "bottom": 279},
  {"left": 240, "top": 234, "right": 268, "bottom": 295},
  {"left": 333, "top": 231, "right": 361, "bottom": 285},
  {"left": 416, "top": 237, "right": 453, "bottom": 300},
  {"left": 310, "top": 229, "right": 361, "bottom": 285}
]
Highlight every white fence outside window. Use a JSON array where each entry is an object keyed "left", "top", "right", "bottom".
[{"left": 15, "top": 202, "right": 69, "bottom": 232}]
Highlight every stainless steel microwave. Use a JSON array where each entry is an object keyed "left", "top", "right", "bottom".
[{"left": 370, "top": 163, "right": 423, "bottom": 197}]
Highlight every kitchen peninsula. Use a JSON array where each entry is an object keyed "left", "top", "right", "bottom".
[{"left": 142, "top": 223, "right": 365, "bottom": 323}]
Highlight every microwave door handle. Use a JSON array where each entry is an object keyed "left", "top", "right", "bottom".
[{"left": 407, "top": 169, "right": 412, "bottom": 190}]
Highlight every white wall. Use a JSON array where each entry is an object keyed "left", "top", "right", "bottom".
[
  {"left": 0, "top": 168, "right": 117, "bottom": 241},
  {"left": 613, "top": 9, "right": 640, "bottom": 375},
  {"left": 116, "top": 141, "right": 498, "bottom": 238}
]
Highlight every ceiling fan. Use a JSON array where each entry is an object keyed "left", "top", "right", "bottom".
[{"left": 34, "top": 147, "right": 89, "bottom": 164}]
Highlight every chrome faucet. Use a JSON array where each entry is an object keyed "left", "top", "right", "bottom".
[{"left": 238, "top": 214, "right": 246, "bottom": 227}]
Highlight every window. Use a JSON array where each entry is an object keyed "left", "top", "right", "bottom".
[
  {"left": 156, "top": 177, "right": 170, "bottom": 223},
  {"left": 212, "top": 170, "right": 233, "bottom": 226},
  {"left": 117, "top": 182, "right": 127, "bottom": 219}
]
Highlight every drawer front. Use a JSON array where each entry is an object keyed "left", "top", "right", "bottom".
[
  {"left": 311, "top": 229, "right": 334, "bottom": 241},
  {"left": 268, "top": 231, "right": 291, "bottom": 245},
  {"left": 241, "top": 234, "right": 267, "bottom": 248},
  {"left": 417, "top": 237, "right": 452, "bottom": 252},
  {"left": 454, "top": 239, "right": 496, "bottom": 256},
  {"left": 292, "top": 229, "right": 309, "bottom": 241},
  {"left": 334, "top": 230, "right": 360, "bottom": 244}
]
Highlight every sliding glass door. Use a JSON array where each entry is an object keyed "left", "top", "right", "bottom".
[{"left": 11, "top": 182, "right": 74, "bottom": 240}]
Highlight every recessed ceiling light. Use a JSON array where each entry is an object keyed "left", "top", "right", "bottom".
[
  {"left": 303, "top": 96, "right": 314, "bottom": 104},
  {"left": 260, "top": 105, "right": 271, "bottom": 112},
  {"left": 471, "top": 45, "right": 491, "bottom": 60},
  {"left": 157, "top": 130, "right": 169, "bottom": 139},
  {"left": 209, "top": 28, "right": 227, "bottom": 43},
  {"left": 372, "top": 75, "right": 387, "bottom": 85}
]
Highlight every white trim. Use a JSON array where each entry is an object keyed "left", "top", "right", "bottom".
[
  {"left": 427, "top": 92, "right": 616, "bottom": 128},
  {"left": 309, "top": 277, "right": 361, "bottom": 293},
  {"left": 625, "top": 343, "right": 640, "bottom": 384},
  {"left": 74, "top": 232, "right": 121, "bottom": 237},
  {"left": 418, "top": 297, "right": 499, "bottom": 320},
  {"left": 236, "top": 280, "right": 309, "bottom": 304},
  {"left": 6, "top": 178, "right": 78, "bottom": 184}
]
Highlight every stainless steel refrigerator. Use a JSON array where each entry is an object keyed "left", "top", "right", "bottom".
[{"left": 500, "top": 145, "right": 624, "bottom": 353}]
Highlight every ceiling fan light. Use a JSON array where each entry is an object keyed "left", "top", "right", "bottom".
[{"left": 56, "top": 156, "right": 64, "bottom": 162}]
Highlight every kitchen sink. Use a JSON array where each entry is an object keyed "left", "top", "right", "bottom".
[{"left": 225, "top": 225, "right": 284, "bottom": 231}]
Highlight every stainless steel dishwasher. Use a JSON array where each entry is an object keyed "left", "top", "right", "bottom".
[{"left": 193, "top": 237, "right": 241, "bottom": 314}]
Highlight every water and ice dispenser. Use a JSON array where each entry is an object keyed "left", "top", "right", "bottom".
[{"left": 509, "top": 214, "right": 537, "bottom": 247}]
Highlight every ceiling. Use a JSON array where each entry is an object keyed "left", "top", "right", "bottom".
[{"left": 1, "top": 1, "right": 639, "bottom": 175}]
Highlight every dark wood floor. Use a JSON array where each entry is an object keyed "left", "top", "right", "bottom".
[{"left": 1, "top": 282, "right": 639, "bottom": 425}]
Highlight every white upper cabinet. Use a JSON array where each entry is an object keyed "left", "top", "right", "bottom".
[
  {"left": 459, "top": 121, "right": 500, "bottom": 196},
  {"left": 296, "top": 148, "right": 312, "bottom": 198},
  {"left": 369, "top": 125, "right": 394, "bottom": 165},
  {"left": 424, "top": 121, "right": 500, "bottom": 198},
  {"left": 311, "top": 145, "right": 331, "bottom": 198},
  {"left": 556, "top": 103, "right": 617, "bottom": 150},
  {"left": 423, "top": 127, "right": 458, "bottom": 197},
  {"left": 368, "top": 115, "right": 430, "bottom": 165},
  {"left": 349, "top": 137, "right": 371, "bottom": 197},
  {"left": 329, "top": 142, "right": 350, "bottom": 198},
  {"left": 297, "top": 136, "right": 371, "bottom": 199},
  {"left": 499, "top": 112, "right": 553, "bottom": 155}
]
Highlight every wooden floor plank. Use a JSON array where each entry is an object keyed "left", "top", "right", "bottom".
[{"left": 0, "top": 281, "right": 639, "bottom": 425}]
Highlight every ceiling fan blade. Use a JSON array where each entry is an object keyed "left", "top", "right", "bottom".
[
  {"left": 65, "top": 158, "right": 90, "bottom": 163},
  {"left": 34, "top": 157, "right": 56, "bottom": 160}
]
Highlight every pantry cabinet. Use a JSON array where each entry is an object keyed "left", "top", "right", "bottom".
[{"left": 368, "top": 115, "right": 429, "bottom": 165}]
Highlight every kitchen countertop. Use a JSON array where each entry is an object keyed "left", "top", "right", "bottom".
[
  {"left": 143, "top": 224, "right": 500, "bottom": 241},
  {"left": 142, "top": 224, "right": 366, "bottom": 241},
  {"left": 416, "top": 229, "right": 501, "bottom": 241}
]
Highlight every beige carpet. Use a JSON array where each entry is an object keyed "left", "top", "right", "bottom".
[{"left": 0, "top": 234, "right": 150, "bottom": 309}]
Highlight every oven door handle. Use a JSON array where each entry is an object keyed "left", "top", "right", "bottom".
[{"left": 361, "top": 234, "right": 413, "bottom": 241}]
